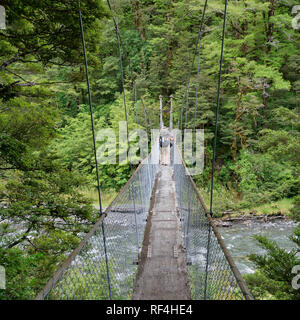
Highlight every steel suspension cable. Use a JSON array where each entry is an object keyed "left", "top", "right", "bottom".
[
  {"left": 183, "top": 37, "right": 198, "bottom": 131},
  {"left": 209, "top": 0, "right": 227, "bottom": 217},
  {"left": 141, "top": 96, "right": 152, "bottom": 132},
  {"left": 204, "top": 0, "right": 228, "bottom": 300},
  {"left": 78, "top": 1, "right": 112, "bottom": 300},
  {"left": 134, "top": 80, "right": 139, "bottom": 125},
  {"left": 134, "top": 82, "right": 151, "bottom": 154},
  {"left": 106, "top": 0, "right": 138, "bottom": 96},
  {"left": 106, "top": 0, "right": 130, "bottom": 154},
  {"left": 107, "top": 0, "right": 141, "bottom": 261},
  {"left": 106, "top": 1, "right": 151, "bottom": 134},
  {"left": 192, "top": 0, "right": 208, "bottom": 151},
  {"left": 181, "top": 0, "right": 208, "bottom": 132}
]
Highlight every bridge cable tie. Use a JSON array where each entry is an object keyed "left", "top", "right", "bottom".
[{"left": 78, "top": 1, "right": 112, "bottom": 300}]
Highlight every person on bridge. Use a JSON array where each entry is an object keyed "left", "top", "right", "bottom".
[
  {"left": 169, "top": 133, "right": 174, "bottom": 165},
  {"left": 159, "top": 128, "right": 171, "bottom": 165}
]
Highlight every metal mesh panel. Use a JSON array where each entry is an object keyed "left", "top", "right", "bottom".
[
  {"left": 37, "top": 141, "right": 159, "bottom": 300},
  {"left": 173, "top": 145, "right": 248, "bottom": 300}
]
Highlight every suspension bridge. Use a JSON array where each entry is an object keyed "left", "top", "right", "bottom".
[
  {"left": 36, "top": 0, "right": 253, "bottom": 300},
  {"left": 36, "top": 130, "right": 252, "bottom": 300}
]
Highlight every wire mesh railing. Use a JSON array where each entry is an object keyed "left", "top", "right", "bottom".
[
  {"left": 172, "top": 144, "right": 253, "bottom": 300},
  {"left": 36, "top": 140, "right": 159, "bottom": 300}
]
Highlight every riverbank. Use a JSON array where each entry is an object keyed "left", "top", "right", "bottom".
[
  {"left": 80, "top": 188, "right": 118, "bottom": 208},
  {"left": 85, "top": 186, "right": 296, "bottom": 227},
  {"left": 214, "top": 212, "right": 292, "bottom": 227},
  {"left": 197, "top": 187, "right": 294, "bottom": 224},
  {"left": 218, "top": 220, "right": 298, "bottom": 274},
  {"left": 212, "top": 198, "right": 295, "bottom": 227}
]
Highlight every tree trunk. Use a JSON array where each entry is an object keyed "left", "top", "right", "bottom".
[
  {"left": 266, "top": 0, "right": 275, "bottom": 54},
  {"left": 232, "top": 90, "right": 244, "bottom": 163},
  {"left": 132, "top": 0, "right": 145, "bottom": 39}
]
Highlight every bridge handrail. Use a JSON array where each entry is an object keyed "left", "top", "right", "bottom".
[
  {"left": 36, "top": 140, "right": 159, "bottom": 300},
  {"left": 173, "top": 143, "right": 253, "bottom": 300}
]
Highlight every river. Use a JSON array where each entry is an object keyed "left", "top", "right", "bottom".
[{"left": 218, "top": 220, "right": 299, "bottom": 274}]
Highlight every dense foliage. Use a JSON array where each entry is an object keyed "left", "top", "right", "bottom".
[
  {"left": 244, "top": 226, "right": 300, "bottom": 300},
  {"left": 0, "top": 0, "right": 299, "bottom": 299}
]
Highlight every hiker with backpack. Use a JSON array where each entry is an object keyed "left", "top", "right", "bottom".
[{"left": 159, "top": 128, "right": 171, "bottom": 165}]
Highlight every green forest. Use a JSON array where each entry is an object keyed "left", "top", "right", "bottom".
[{"left": 0, "top": 0, "right": 299, "bottom": 300}]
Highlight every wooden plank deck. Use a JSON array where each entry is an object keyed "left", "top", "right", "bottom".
[{"left": 132, "top": 163, "right": 191, "bottom": 300}]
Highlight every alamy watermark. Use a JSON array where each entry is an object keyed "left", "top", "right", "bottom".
[
  {"left": 292, "top": 5, "right": 300, "bottom": 30},
  {"left": 96, "top": 122, "right": 204, "bottom": 175},
  {"left": 0, "top": 5, "right": 5, "bottom": 30},
  {"left": 292, "top": 265, "right": 300, "bottom": 290},
  {"left": 0, "top": 266, "right": 5, "bottom": 290}
]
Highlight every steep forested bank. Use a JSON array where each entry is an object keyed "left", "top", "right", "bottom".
[{"left": 0, "top": 0, "right": 299, "bottom": 299}]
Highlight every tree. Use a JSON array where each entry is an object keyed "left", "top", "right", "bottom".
[
  {"left": 0, "top": 0, "right": 108, "bottom": 299},
  {"left": 245, "top": 226, "right": 300, "bottom": 300}
]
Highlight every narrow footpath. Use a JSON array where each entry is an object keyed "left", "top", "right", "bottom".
[{"left": 132, "top": 162, "right": 191, "bottom": 300}]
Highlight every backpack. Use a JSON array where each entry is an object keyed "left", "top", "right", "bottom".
[{"left": 160, "top": 135, "right": 169, "bottom": 147}]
